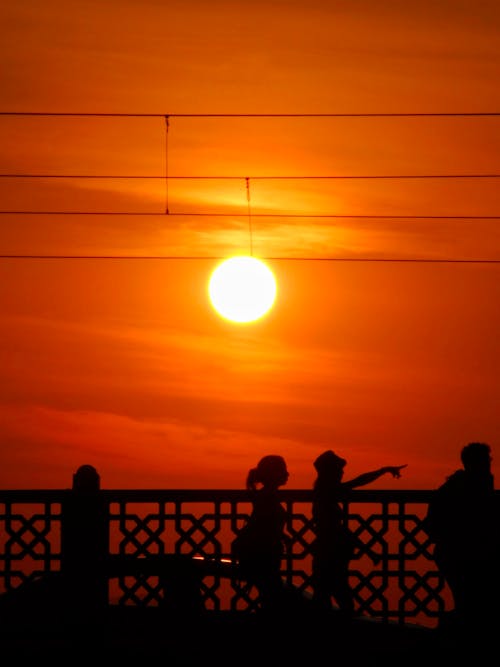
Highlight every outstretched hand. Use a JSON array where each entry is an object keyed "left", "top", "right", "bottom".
[{"left": 387, "top": 464, "right": 407, "bottom": 478}]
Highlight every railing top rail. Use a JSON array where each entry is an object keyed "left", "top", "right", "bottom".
[{"left": 2, "top": 488, "right": 495, "bottom": 502}]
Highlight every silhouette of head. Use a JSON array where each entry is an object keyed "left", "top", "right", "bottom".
[
  {"left": 461, "top": 442, "right": 492, "bottom": 475},
  {"left": 72, "top": 464, "right": 101, "bottom": 492},
  {"left": 314, "top": 450, "right": 347, "bottom": 475},
  {"left": 247, "top": 455, "right": 289, "bottom": 490}
]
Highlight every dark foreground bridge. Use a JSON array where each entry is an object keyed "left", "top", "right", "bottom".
[{"left": 0, "top": 485, "right": 497, "bottom": 664}]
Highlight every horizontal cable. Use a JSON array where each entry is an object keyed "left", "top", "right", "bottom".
[
  {"left": 1, "top": 173, "right": 498, "bottom": 180},
  {"left": 1, "top": 112, "right": 500, "bottom": 118},
  {"left": 0, "top": 211, "right": 498, "bottom": 219},
  {"left": 0, "top": 255, "right": 498, "bottom": 263}
]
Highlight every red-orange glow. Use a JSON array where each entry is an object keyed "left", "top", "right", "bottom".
[{"left": 0, "top": 1, "right": 499, "bottom": 491}]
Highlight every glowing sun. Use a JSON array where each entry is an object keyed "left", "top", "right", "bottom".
[{"left": 208, "top": 256, "right": 277, "bottom": 323}]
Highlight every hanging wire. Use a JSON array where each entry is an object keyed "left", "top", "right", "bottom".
[
  {"left": 164, "top": 115, "right": 170, "bottom": 214},
  {"left": 245, "top": 177, "right": 253, "bottom": 256},
  {"left": 1, "top": 111, "right": 499, "bottom": 261}
]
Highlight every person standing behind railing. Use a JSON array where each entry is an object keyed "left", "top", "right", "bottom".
[
  {"left": 423, "top": 442, "right": 500, "bottom": 636},
  {"left": 311, "top": 450, "right": 407, "bottom": 618},
  {"left": 231, "top": 455, "right": 291, "bottom": 613}
]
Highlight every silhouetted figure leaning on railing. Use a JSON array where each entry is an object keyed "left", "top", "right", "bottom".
[
  {"left": 311, "top": 450, "right": 407, "bottom": 619},
  {"left": 231, "top": 455, "right": 292, "bottom": 613},
  {"left": 60, "top": 464, "right": 109, "bottom": 615},
  {"left": 0, "top": 464, "right": 206, "bottom": 623},
  {"left": 64, "top": 464, "right": 205, "bottom": 616},
  {"left": 424, "top": 441, "right": 500, "bottom": 636},
  {"left": 0, "top": 464, "right": 108, "bottom": 623}
]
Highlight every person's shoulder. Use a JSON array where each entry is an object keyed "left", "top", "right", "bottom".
[
  {"left": 439, "top": 470, "right": 465, "bottom": 489},
  {"left": 429, "top": 471, "right": 467, "bottom": 504}
]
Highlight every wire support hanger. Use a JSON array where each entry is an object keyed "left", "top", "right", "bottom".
[
  {"left": 164, "top": 115, "right": 170, "bottom": 214},
  {"left": 245, "top": 177, "right": 253, "bottom": 256}
]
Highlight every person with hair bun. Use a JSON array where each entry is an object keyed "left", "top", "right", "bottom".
[{"left": 231, "top": 455, "right": 290, "bottom": 612}]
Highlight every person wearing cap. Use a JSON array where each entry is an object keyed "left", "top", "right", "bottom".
[{"left": 311, "top": 450, "right": 406, "bottom": 616}]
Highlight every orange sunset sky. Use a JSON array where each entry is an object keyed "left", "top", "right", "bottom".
[{"left": 0, "top": 1, "right": 499, "bottom": 490}]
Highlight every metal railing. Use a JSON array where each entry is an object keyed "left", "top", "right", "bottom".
[{"left": 0, "top": 488, "right": 459, "bottom": 627}]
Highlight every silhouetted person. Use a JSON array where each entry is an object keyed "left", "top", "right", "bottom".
[
  {"left": 231, "top": 454, "right": 290, "bottom": 612},
  {"left": 61, "top": 464, "right": 109, "bottom": 615},
  {"left": 0, "top": 465, "right": 109, "bottom": 623},
  {"left": 424, "top": 442, "right": 500, "bottom": 634},
  {"left": 311, "top": 450, "right": 406, "bottom": 617},
  {"left": 64, "top": 465, "right": 207, "bottom": 615}
]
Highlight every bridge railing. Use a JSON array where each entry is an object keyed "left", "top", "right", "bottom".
[{"left": 0, "top": 488, "right": 463, "bottom": 627}]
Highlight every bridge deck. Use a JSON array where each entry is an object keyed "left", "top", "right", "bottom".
[{"left": 0, "top": 604, "right": 479, "bottom": 666}]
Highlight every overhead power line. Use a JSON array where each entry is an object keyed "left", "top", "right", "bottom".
[
  {"left": 1, "top": 111, "right": 498, "bottom": 263},
  {"left": 0, "top": 255, "right": 498, "bottom": 263},
  {"left": 1, "top": 112, "right": 500, "bottom": 117},
  {"left": 1, "top": 212, "right": 498, "bottom": 219},
  {"left": 1, "top": 173, "right": 499, "bottom": 179}
]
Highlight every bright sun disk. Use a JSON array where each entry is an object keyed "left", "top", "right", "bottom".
[{"left": 208, "top": 256, "right": 277, "bottom": 323}]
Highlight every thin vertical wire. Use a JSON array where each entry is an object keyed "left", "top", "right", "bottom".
[
  {"left": 245, "top": 177, "right": 253, "bottom": 256},
  {"left": 164, "top": 115, "right": 170, "bottom": 214}
]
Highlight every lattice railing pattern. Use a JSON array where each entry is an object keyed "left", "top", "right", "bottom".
[{"left": 0, "top": 488, "right": 472, "bottom": 626}]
